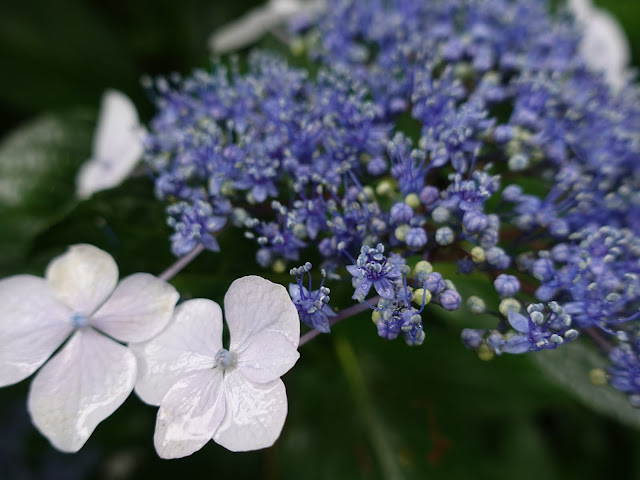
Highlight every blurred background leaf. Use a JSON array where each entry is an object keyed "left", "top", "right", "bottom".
[
  {"left": 534, "top": 340, "right": 640, "bottom": 429},
  {"left": 0, "top": 109, "right": 93, "bottom": 272}
]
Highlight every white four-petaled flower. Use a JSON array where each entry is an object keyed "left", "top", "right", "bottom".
[
  {"left": 132, "top": 275, "right": 300, "bottom": 458},
  {"left": 0, "top": 244, "right": 179, "bottom": 452}
]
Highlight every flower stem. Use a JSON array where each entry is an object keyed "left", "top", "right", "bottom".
[
  {"left": 299, "top": 296, "right": 380, "bottom": 347},
  {"left": 584, "top": 327, "right": 613, "bottom": 354},
  {"left": 158, "top": 244, "right": 205, "bottom": 282}
]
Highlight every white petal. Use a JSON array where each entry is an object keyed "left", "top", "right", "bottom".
[
  {"left": 131, "top": 299, "right": 223, "bottom": 406},
  {"left": 0, "top": 275, "right": 73, "bottom": 387},
  {"left": 224, "top": 276, "right": 300, "bottom": 354},
  {"left": 76, "top": 145, "right": 143, "bottom": 199},
  {"left": 214, "top": 370, "right": 288, "bottom": 452},
  {"left": 270, "top": 0, "right": 307, "bottom": 15},
  {"left": 91, "top": 273, "right": 179, "bottom": 343},
  {"left": 209, "top": 0, "right": 326, "bottom": 53},
  {"left": 237, "top": 332, "right": 300, "bottom": 384},
  {"left": 77, "top": 90, "right": 144, "bottom": 199},
  {"left": 569, "top": 0, "right": 630, "bottom": 90},
  {"left": 154, "top": 369, "right": 226, "bottom": 459},
  {"left": 93, "top": 90, "right": 142, "bottom": 161},
  {"left": 27, "top": 329, "right": 136, "bottom": 453},
  {"left": 568, "top": 0, "right": 592, "bottom": 19},
  {"left": 45, "top": 244, "right": 119, "bottom": 315},
  {"left": 209, "top": 5, "right": 284, "bottom": 53}
]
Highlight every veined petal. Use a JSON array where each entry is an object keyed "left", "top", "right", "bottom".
[
  {"left": 213, "top": 370, "right": 288, "bottom": 452},
  {"left": 131, "top": 299, "right": 222, "bottom": 406},
  {"left": 237, "top": 332, "right": 300, "bottom": 384},
  {"left": 154, "top": 369, "right": 226, "bottom": 459},
  {"left": 27, "top": 329, "right": 136, "bottom": 453},
  {"left": 45, "top": 244, "right": 118, "bottom": 315},
  {"left": 0, "top": 275, "right": 73, "bottom": 387},
  {"left": 91, "top": 273, "right": 179, "bottom": 343},
  {"left": 225, "top": 276, "right": 300, "bottom": 354}
]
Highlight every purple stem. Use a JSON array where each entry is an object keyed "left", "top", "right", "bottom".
[
  {"left": 584, "top": 327, "right": 614, "bottom": 354},
  {"left": 299, "top": 296, "right": 381, "bottom": 347},
  {"left": 158, "top": 244, "right": 205, "bottom": 282}
]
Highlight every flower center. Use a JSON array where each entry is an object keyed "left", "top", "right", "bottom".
[
  {"left": 215, "top": 348, "right": 233, "bottom": 369},
  {"left": 70, "top": 312, "right": 89, "bottom": 328}
]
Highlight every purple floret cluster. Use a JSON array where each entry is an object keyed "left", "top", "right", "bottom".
[{"left": 144, "top": 0, "right": 640, "bottom": 404}]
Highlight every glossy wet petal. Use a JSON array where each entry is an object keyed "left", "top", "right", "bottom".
[
  {"left": 213, "top": 370, "right": 288, "bottom": 452},
  {"left": 237, "top": 332, "right": 300, "bottom": 384},
  {"left": 373, "top": 277, "right": 395, "bottom": 299},
  {"left": 91, "top": 273, "right": 179, "bottom": 343},
  {"left": 154, "top": 369, "right": 225, "bottom": 459},
  {"left": 225, "top": 276, "right": 300, "bottom": 353},
  {"left": 27, "top": 329, "right": 136, "bottom": 453},
  {"left": 351, "top": 278, "right": 372, "bottom": 300},
  {"left": 131, "top": 299, "right": 223, "bottom": 405}
]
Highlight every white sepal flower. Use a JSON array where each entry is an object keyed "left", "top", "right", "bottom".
[
  {"left": 568, "top": 0, "right": 630, "bottom": 91},
  {"left": 131, "top": 275, "right": 300, "bottom": 458},
  {"left": 209, "top": 0, "right": 326, "bottom": 53},
  {"left": 76, "top": 90, "right": 146, "bottom": 199},
  {"left": 0, "top": 244, "right": 179, "bottom": 452}
]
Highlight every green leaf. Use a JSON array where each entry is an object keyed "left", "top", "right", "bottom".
[
  {"left": 280, "top": 312, "right": 570, "bottom": 480},
  {"left": 533, "top": 340, "right": 640, "bottom": 429},
  {"left": 334, "top": 336, "right": 405, "bottom": 480},
  {"left": 0, "top": 110, "right": 93, "bottom": 272}
]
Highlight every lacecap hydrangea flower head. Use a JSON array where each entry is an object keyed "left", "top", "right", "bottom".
[
  {"left": 142, "top": 0, "right": 640, "bottom": 408},
  {"left": 0, "top": 244, "right": 179, "bottom": 452}
]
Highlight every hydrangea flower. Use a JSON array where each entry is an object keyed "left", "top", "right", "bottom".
[
  {"left": 347, "top": 244, "right": 403, "bottom": 301},
  {"left": 0, "top": 244, "right": 179, "bottom": 452},
  {"left": 76, "top": 90, "right": 145, "bottom": 199},
  {"left": 131, "top": 275, "right": 300, "bottom": 458},
  {"left": 501, "top": 304, "right": 578, "bottom": 354},
  {"left": 289, "top": 263, "right": 335, "bottom": 333}
]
